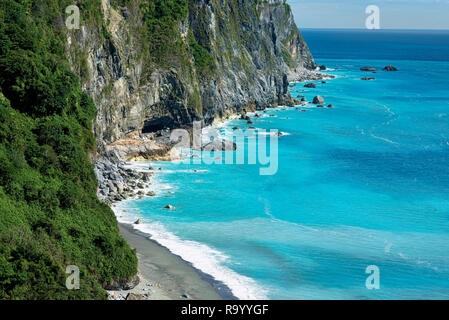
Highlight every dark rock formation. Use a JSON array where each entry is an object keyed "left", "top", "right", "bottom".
[
  {"left": 361, "top": 77, "right": 376, "bottom": 81},
  {"left": 304, "top": 83, "right": 317, "bottom": 88},
  {"left": 313, "top": 96, "right": 325, "bottom": 104},
  {"left": 67, "top": 0, "right": 320, "bottom": 164},
  {"left": 105, "top": 275, "right": 140, "bottom": 291},
  {"left": 202, "top": 139, "right": 237, "bottom": 151},
  {"left": 126, "top": 293, "right": 145, "bottom": 301},
  {"left": 361, "top": 67, "right": 377, "bottom": 71},
  {"left": 383, "top": 65, "right": 398, "bottom": 71}
]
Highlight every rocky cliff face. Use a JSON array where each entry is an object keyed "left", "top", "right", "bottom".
[{"left": 66, "top": 0, "right": 318, "bottom": 162}]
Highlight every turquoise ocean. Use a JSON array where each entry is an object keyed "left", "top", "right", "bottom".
[{"left": 116, "top": 29, "right": 449, "bottom": 299}]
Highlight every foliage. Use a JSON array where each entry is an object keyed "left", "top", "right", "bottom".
[
  {"left": 0, "top": 0, "right": 137, "bottom": 299},
  {"left": 187, "top": 31, "right": 215, "bottom": 76},
  {"left": 140, "top": 0, "right": 189, "bottom": 65}
]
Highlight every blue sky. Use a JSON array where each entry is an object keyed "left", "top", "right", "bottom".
[{"left": 287, "top": 0, "right": 449, "bottom": 29}]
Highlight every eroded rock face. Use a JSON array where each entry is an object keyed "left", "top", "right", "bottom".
[
  {"left": 66, "top": 0, "right": 318, "bottom": 160},
  {"left": 65, "top": 0, "right": 321, "bottom": 202},
  {"left": 361, "top": 67, "right": 377, "bottom": 71},
  {"left": 202, "top": 139, "right": 237, "bottom": 151}
]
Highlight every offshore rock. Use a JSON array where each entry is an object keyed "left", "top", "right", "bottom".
[
  {"left": 383, "top": 65, "right": 398, "bottom": 71},
  {"left": 202, "top": 139, "right": 237, "bottom": 151},
  {"left": 313, "top": 96, "right": 325, "bottom": 104}
]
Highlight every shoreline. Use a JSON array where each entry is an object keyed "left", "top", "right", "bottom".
[
  {"left": 108, "top": 222, "right": 236, "bottom": 300},
  {"left": 103, "top": 71, "right": 332, "bottom": 300}
]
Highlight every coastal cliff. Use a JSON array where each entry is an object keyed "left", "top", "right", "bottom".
[
  {"left": 0, "top": 0, "right": 318, "bottom": 299},
  {"left": 66, "top": 0, "right": 319, "bottom": 164}
]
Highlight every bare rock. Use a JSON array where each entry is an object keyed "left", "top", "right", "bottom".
[
  {"left": 383, "top": 65, "right": 398, "bottom": 71},
  {"left": 202, "top": 139, "right": 237, "bottom": 151},
  {"left": 105, "top": 275, "right": 140, "bottom": 291},
  {"left": 313, "top": 95, "right": 325, "bottom": 104},
  {"left": 126, "top": 293, "right": 145, "bottom": 301}
]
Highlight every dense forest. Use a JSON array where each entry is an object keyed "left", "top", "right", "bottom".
[
  {"left": 0, "top": 0, "right": 304, "bottom": 299},
  {"left": 0, "top": 0, "right": 137, "bottom": 299}
]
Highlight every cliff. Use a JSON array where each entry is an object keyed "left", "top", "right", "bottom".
[
  {"left": 0, "top": 0, "right": 320, "bottom": 299},
  {"left": 66, "top": 0, "right": 319, "bottom": 163}
]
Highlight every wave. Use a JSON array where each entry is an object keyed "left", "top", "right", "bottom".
[{"left": 112, "top": 204, "right": 268, "bottom": 300}]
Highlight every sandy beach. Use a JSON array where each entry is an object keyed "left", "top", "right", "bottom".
[{"left": 108, "top": 223, "right": 235, "bottom": 300}]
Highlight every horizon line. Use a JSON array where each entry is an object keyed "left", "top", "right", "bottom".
[{"left": 299, "top": 27, "right": 449, "bottom": 31}]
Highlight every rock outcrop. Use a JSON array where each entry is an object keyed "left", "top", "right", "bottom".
[
  {"left": 65, "top": 0, "right": 321, "bottom": 202},
  {"left": 202, "top": 139, "right": 237, "bottom": 151},
  {"left": 104, "top": 275, "right": 140, "bottom": 291},
  {"left": 383, "top": 65, "right": 398, "bottom": 71},
  {"left": 361, "top": 67, "right": 377, "bottom": 71},
  {"left": 67, "top": 0, "right": 319, "bottom": 162},
  {"left": 313, "top": 96, "right": 325, "bottom": 104}
]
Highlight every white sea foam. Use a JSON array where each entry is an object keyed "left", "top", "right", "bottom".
[
  {"left": 370, "top": 133, "right": 399, "bottom": 145},
  {"left": 112, "top": 204, "right": 268, "bottom": 300}
]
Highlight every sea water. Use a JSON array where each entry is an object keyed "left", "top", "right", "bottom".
[{"left": 116, "top": 29, "right": 449, "bottom": 300}]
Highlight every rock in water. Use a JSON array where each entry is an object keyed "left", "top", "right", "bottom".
[
  {"left": 164, "top": 205, "right": 175, "bottom": 210},
  {"left": 313, "top": 96, "right": 325, "bottom": 104},
  {"left": 361, "top": 77, "right": 376, "bottom": 81},
  {"left": 383, "top": 65, "right": 398, "bottom": 71},
  {"left": 202, "top": 139, "right": 237, "bottom": 151},
  {"left": 304, "top": 83, "right": 317, "bottom": 88},
  {"left": 291, "top": 98, "right": 301, "bottom": 105},
  {"left": 360, "top": 67, "right": 377, "bottom": 71},
  {"left": 319, "top": 65, "right": 327, "bottom": 71},
  {"left": 134, "top": 219, "right": 143, "bottom": 225}
]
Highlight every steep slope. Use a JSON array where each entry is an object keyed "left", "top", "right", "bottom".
[
  {"left": 66, "top": 0, "right": 319, "bottom": 161},
  {"left": 0, "top": 0, "right": 318, "bottom": 299},
  {"left": 0, "top": 0, "right": 137, "bottom": 299}
]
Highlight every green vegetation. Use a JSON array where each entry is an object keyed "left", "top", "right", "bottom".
[
  {"left": 140, "top": 0, "right": 189, "bottom": 66},
  {"left": 281, "top": 47, "right": 298, "bottom": 69},
  {"left": 0, "top": 0, "right": 137, "bottom": 299},
  {"left": 187, "top": 31, "right": 215, "bottom": 76}
]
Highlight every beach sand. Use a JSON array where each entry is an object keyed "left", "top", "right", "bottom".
[{"left": 108, "top": 223, "right": 232, "bottom": 300}]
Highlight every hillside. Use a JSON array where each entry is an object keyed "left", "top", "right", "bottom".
[{"left": 0, "top": 0, "right": 317, "bottom": 299}]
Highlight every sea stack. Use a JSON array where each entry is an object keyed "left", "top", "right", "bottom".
[
  {"left": 383, "top": 65, "right": 398, "bottom": 71},
  {"left": 313, "top": 96, "right": 325, "bottom": 104}
]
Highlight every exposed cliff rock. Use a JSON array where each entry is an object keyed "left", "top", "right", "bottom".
[{"left": 67, "top": 0, "right": 319, "bottom": 164}]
